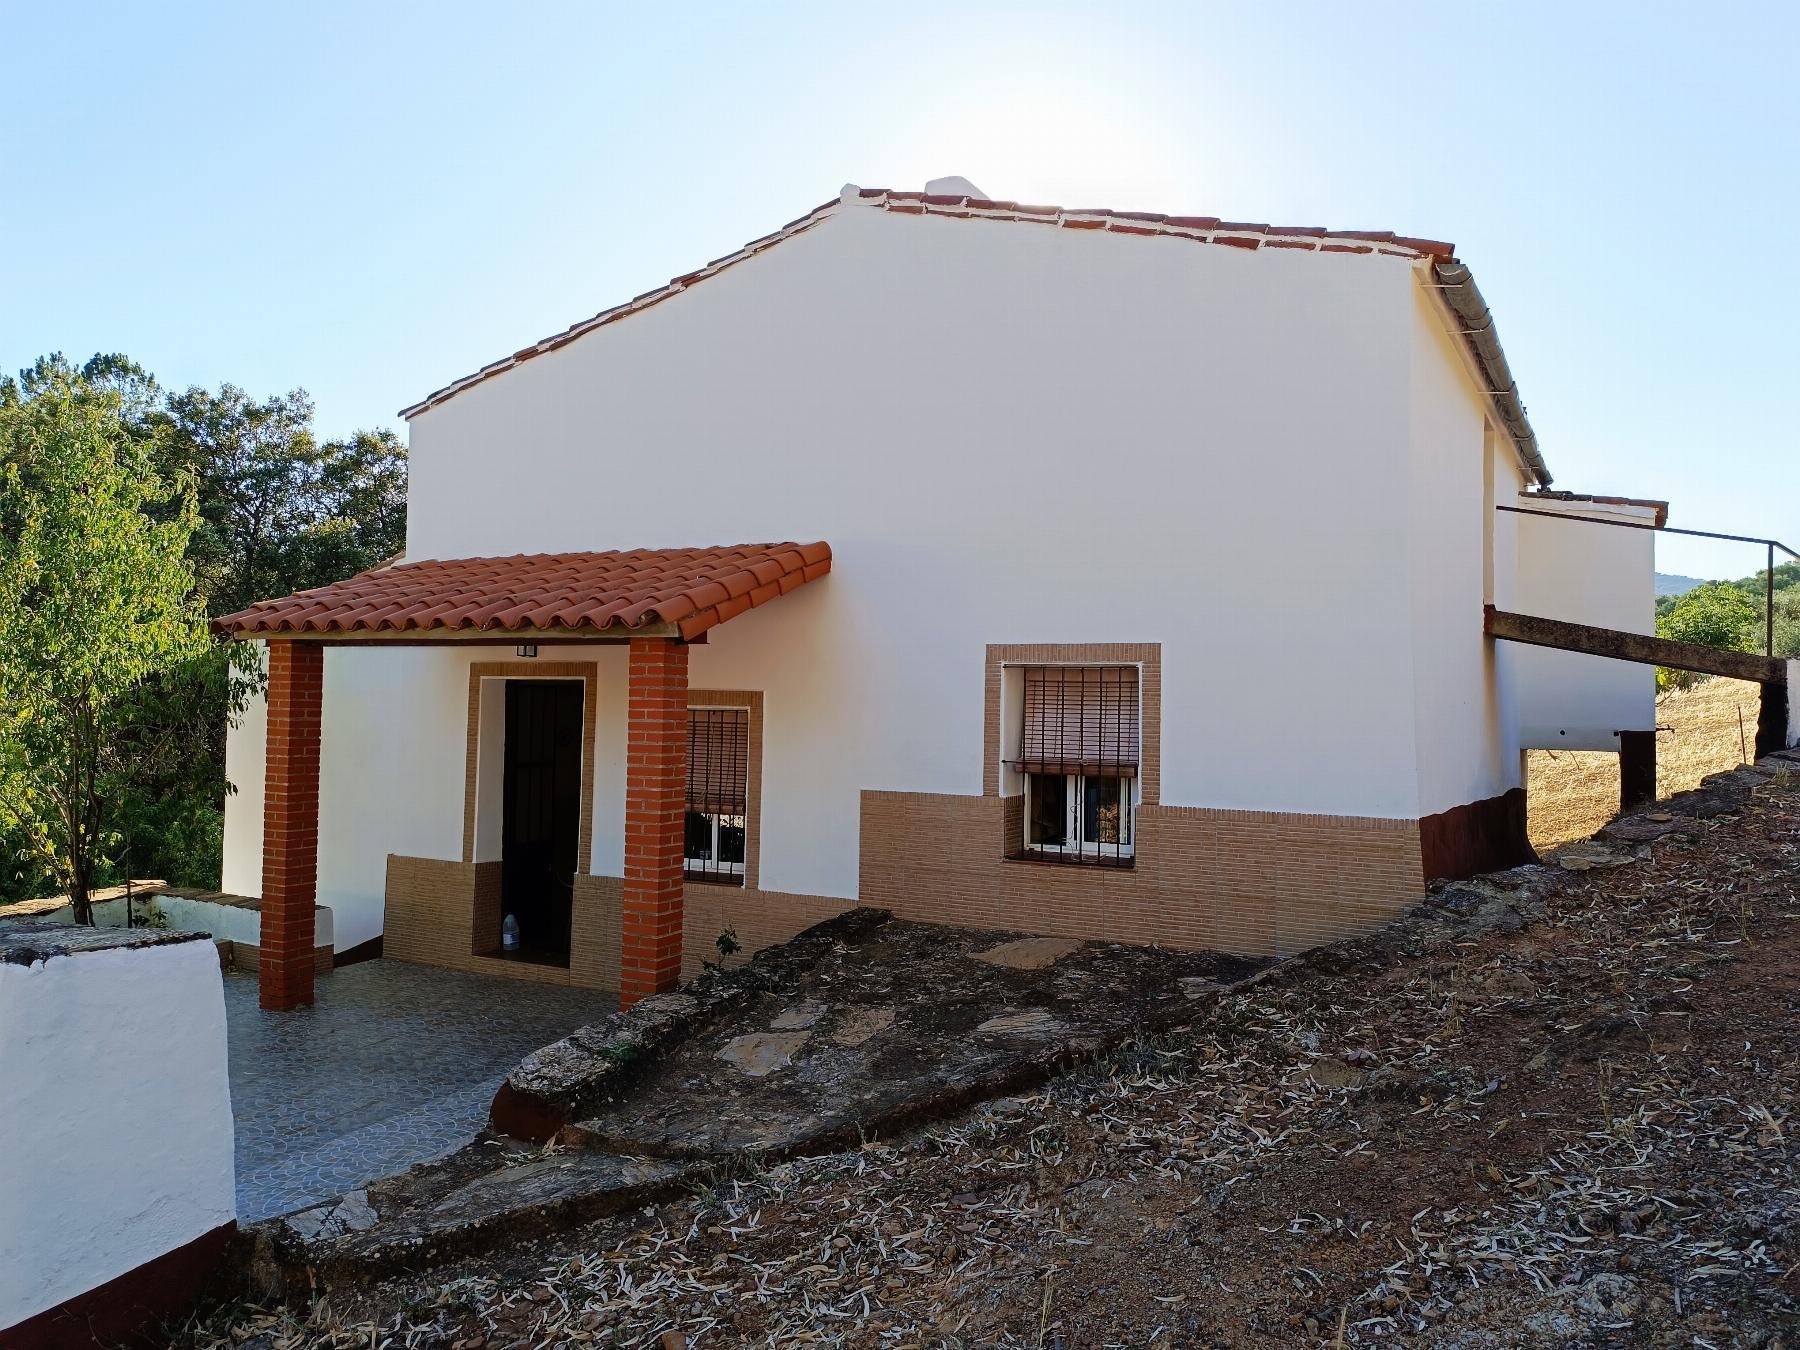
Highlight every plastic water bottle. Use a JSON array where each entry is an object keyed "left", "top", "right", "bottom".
[{"left": 502, "top": 912, "right": 520, "bottom": 951}]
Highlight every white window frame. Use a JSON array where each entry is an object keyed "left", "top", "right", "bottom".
[
  {"left": 684, "top": 810, "right": 747, "bottom": 877},
  {"left": 1024, "top": 772, "right": 1137, "bottom": 860}
]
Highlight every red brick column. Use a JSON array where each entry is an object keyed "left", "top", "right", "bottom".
[
  {"left": 621, "top": 637, "right": 687, "bottom": 1009},
  {"left": 261, "top": 640, "right": 322, "bottom": 1010}
]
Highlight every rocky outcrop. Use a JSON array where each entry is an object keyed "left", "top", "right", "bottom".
[
  {"left": 244, "top": 1141, "right": 696, "bottom": 1299},
  {"left": 491, "top": 906, "right": 894, "bottom": 1141}
]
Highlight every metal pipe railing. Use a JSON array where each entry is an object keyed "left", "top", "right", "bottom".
[{"left": 1497, "top": 504, "right": 1797, "bottom": 658}]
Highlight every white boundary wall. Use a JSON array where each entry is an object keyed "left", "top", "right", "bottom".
[
  {"left": 1790, "top": 660, "right": 1800, "bottom": 749},
  {"left": 31, "top": 892, "right": 331, "bottom": 953},
  {"left": 0, "top": 934, "right": 235, "bottom": 1330},
  {"left": 224, "top": 202, "right": 1555, "bottom": 942}
]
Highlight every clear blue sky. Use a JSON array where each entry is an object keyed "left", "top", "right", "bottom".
[{"left": 4, "top": 1, "right": 1794, "bottom": 578}]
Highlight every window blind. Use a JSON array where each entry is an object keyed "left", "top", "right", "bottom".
[
  {"left": 687, "top": 708, "right": 749, "bottom": 814},
  {"left": 1010, "top": 666, "right": 1140, "bottom": 777}
]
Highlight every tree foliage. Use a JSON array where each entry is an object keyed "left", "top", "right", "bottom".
[
  {"left": 1654, "top": 581, "right": 1762, "bottom": 692},
  {"left": 1657, "top": 581, "right": 1760, "bottom": 651},
  {"left": 160, "top": 386, "right": 407, "bottom": 618},
  {"left": 1656, "top": 560, "right": 1800, "bottom": 660},
  {"left": 0, "top": 368, "right": 210, "bottom": 920},
  {"left": 0, "top": 355, "right": 407, "bottom": 906},
  {"left": 1775, "top": 590, "right": 1800, "bottom": 662}
]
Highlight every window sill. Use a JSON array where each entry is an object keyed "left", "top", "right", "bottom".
[
  {"left": 683, "top": 871, "right": 746, "bottom": 888},
  {"left": 1004, "top": 851, "right": 1136, "bottom": 871}
]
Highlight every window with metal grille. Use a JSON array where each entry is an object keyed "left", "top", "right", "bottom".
[
  {"left": 1008, "top": 665, "right": 1139, "bottom": 865},
  {"left": 685, "top": 707, "right": 748, "bottom": 884}
]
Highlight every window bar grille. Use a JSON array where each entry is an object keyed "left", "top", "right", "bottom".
[
  {"left": 1106, "top": 668, "right": 1114, "bottom": 865},
  {"left": 685, "top": 707, "right": 748, "bottom": 885},
  {"left": 1011, "top": 665, "right": 1140, "bottom": 867}
]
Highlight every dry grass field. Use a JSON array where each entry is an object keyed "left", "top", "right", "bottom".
[{"left": 1526, "top": 675, "right": 1765, "bottom": 851}]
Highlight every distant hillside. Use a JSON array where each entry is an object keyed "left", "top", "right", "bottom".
[{"left": 1656, "top": 572, "right": 1705, "bottom": 597}]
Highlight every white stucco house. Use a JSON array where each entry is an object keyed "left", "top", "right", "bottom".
[{"left": 216, "top": 177, "right": 1670, "bottom": 1011}]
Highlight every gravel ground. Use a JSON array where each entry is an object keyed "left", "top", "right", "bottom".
[{"left": 171, "top": 774, "right": 1800, "bottom": 1348}]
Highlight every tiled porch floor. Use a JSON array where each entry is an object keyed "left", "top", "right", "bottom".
[{"left": 224, "top": 960, "right": 610, "bottom": 1222}]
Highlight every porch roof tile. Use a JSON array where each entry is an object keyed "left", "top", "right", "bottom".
[{"left": 214, "top": 542, "right": 832, "bottom": 643}]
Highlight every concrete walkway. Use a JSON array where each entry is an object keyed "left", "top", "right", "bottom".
[{"left": 224, "top": 961, "right": 609, "bottom": 1221}]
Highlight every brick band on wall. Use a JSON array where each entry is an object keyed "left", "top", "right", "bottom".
[
  {"left": 860, "top": 790, "right": 1424, "bottom": 958},
  {"left": 384, "top": 857, "right": 622, "bottom": 989}
]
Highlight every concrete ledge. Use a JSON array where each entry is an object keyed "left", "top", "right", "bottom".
[
  {"left": 0, "top": 917, "right": 209, "bottom": 966},
  {"left": 1, "top": 924, "right": 235, "bottom": 1338},
  {"left": 1788, "top": 658, "right": 1799, "bottom": 750},
  {"left": 4, "top": 886, "right": 334, "bottom": 966},
  {"left": 0, "top": 880, "right": 168, "bottom": 920}
]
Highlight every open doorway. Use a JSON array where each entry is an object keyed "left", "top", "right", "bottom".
[{"left": 499, "top": 679, "right": 583, "bottom": 966}]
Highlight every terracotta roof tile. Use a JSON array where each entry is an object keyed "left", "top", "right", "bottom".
[
  {"left": 214, "top": 543, "right": 832, "bottom": 644},
  {"left": 1521, "top": 491, "right": 1670, "bottom": 528}
]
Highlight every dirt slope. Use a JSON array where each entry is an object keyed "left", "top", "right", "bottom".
[{"left": 177, "top": 775, "right": 1800, "bottom": 1348}]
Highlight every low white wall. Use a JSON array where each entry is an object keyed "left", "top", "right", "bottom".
[
  {"left": 1513, "top": 497, "right": 1658, "bottom": 751},
  {"left": 33, "top": 893, "right": 332, "bottom": 952},
  {"left": 154, "top": 893, "right": 261, "bottom": 946},
  {"left": 1789, "top": 660, "right": 1800, "bottom": 749},
  {"left": 0, "top": 933, "right": 235, "bottom": 1331}
]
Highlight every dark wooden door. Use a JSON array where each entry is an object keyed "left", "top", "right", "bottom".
[{"left": 501, "top": 680, "right": 583, "bottom": 958}]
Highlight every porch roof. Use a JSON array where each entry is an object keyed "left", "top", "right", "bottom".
[{"left": 214, "top": 542, "right": 832, "bottom": 643}]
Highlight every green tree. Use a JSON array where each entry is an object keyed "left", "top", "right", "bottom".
[
  {"left": 0, "top": 373, "right": 210, "bottom": 921},
  {"left": 285, "top": 428, "right": 409, "bottom": 587},
  {"left": 1658, "top": 580, "right": 1759, "bottom": 649},
  {"left": 1773, "top": 589, "right": 1800, "bottom": 661},
  {"left": 0, "top": 356, "right": 405, "bottom": 906},
  {"left": 1655, "top": 581, "right": 1760, "bottom": 692},
  {"left": 160, "top": 387, "right": 407, "bottom": 617},
  {"left": 160, "top": 383, "right": 320, "bottom": 616},
  {"left": 135, "top": 390, "right": 404, "bottom": 891}
]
